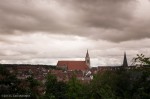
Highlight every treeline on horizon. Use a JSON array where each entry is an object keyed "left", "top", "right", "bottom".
[
  {"left": 0, "top": 64, "right": 58, "bottom": 70},
  {"left": 0, "top": 64, "right": 56, "bottom": 67}
]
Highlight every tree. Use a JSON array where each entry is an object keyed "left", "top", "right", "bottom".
[
  {"left": 131, "top": 54, "right": 150, "bottom": 98},
  {"left": 134, "top": 54, "right": 150, "bottom": 65},
  {"left": 26, "top": 76, "right": 41, "bottom": 98},
  {"left": 0, "top": 66, "right": 21, "bottom": 95},
  {"left": 44, "top": 73, "right": 67, "bottom": 99},
  {"left": 0, "top": 65, "right": 10, "bottom": 76},
  {"left": 89, "top": 70, "right": 134, "bottom": 99},
  {"left": 89, "top": 71, "right": 117, "bottom": 99},
  {"left": 66, "top": 75, "right": 84, "bottom": 99}
]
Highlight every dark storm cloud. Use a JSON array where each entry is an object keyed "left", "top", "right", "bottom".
[
  {"left": 64, "top": 0, "right": 134, "bottom": 28},
  {"left": 64, "top": 0, "right": 150, "bottom": 42},
  {"left": 0, "top": 0, "right": 150, "bottom": 42},
  {"left": 0, "top": 0, "right": 69, "bottom": 33}
]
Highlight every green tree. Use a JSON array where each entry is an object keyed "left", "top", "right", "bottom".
[
  {"left": 26, "top": 76, "right": 41, "bottom": 98},
  {"left": 44, "top": 73, "right": 67, "bottom": 99},
  {"left": 0, "top": 65, "right": 10, "bottom": 76},
  {"left": 130, "top": 68, "right": 150, "bottom": 99},
  {"left": 89, "top": 70, "right": 133, "bottom": 99},
  {"left": 134, "top": 54, "right": 150, "bottom": 65},
  {"left": 66, "top": 75, "right": 83, "bottom": 99},
  {"left": 89, "top": 71, "right": 117, "bottom": 99},
  {"left": 0, "top": 66, "right": 23, "bottom": 98},
  {"left": 131, "top": 54, "right": 150, "bottom": 98}
]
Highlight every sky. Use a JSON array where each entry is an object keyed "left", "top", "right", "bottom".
[{"left": 0, "top": 0, "right": 150, "bottom": 67}]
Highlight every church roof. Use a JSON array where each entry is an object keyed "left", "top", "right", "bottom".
[{"left": 57, "top": 61, "right": 88, "bottom": 71}]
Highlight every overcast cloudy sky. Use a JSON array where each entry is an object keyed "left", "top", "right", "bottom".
[{"left": 0, "top": 0, "right": 150, "bottom": 66}]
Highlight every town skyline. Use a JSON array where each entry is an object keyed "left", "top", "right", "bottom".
[
  {"left": 0, "top": 0, "right": 150, "bottom": 66},
  {"left": 0, "top": 50, "right": 134, "bottom": 67}
]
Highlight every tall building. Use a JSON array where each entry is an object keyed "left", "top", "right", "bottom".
[
  {"left": 85, "top": 50, "right": 90, "bottom": 68},
  {"left": 123, "top": 52, "right": 128, "bottom": 67},
  {"left": 57, "top": 50, "right": 90, "bottom": 71}
]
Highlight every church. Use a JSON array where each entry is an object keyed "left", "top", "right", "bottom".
[{"left": 57, "top": 50, "right": 90, "bottom": 71}]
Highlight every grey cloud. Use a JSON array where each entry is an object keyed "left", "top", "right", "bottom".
[
  {"left": 0, "top": 0, "right": 69, "bottom": 33},
  {"left": 65, "top": 0, "right": 135, "bottom": 28},
  {"left": 0, "top": 0, "right": 150, "bottom": 42}
]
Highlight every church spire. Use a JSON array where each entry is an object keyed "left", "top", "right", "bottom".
[
  {"left": 85, "top": 50, "right": 90, "bottom": 68},
  {"left": 123, "top": 52, "right": 128, "bottom": 67},
  {"left": 86, "top": 50, "right": 89, "bottom": 57}
]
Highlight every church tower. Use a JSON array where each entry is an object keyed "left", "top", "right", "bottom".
[
  {"left": 123, "top": 52, "right": 128, "bottom": 67},
  {"left": 85, "top": 50, "right": 90, "bottom": 68}
]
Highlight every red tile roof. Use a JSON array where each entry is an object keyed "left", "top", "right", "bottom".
[{"left": 57, "top": 61, "right": 88, "bottom": 71}]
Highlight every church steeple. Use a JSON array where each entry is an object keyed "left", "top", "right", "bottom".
[
  {"left": 86, "top": 50, "right": 89, "bottom": 57},
  {"left": 123, "top": 52, "right": 128, "bottom": 67},
  {"left": 85, "top": 50, "right": 90, "bottom": 68}
]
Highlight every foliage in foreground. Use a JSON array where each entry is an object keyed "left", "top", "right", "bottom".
[{"left": 1, "top": 66, "right": 150, "bottom": 99}]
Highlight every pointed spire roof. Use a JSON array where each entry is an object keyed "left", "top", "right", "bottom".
[
  {"left": 123, "top": 52, "right": 128, "bottom": 67},
  {"left": 86, "top": 50, "right": 89, "bottom": 57}
]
